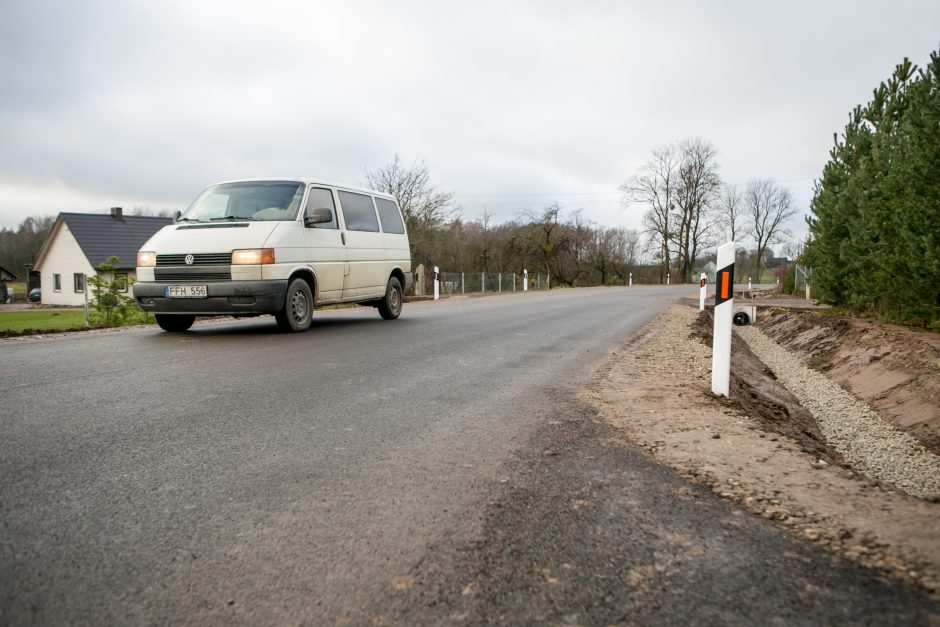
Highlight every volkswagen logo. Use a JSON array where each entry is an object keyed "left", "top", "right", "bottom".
[{"left": 184, "top": 254, "right": 195, "bottom": 265}]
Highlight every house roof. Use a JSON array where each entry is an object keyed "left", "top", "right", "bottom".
[
  {"left": 0, "top": 265, "right": 16, "bottom": 281},
  {"left": 34, "top": 212, "right": 172, "bottom": 271}
]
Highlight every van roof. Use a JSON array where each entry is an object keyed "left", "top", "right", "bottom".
[{"left": 210, "top": 178, "right": 398, "bottom": 203}]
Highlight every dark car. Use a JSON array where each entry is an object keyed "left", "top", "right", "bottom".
[{"left": 27, "top": 288, "right": 41, "bottom": 303}]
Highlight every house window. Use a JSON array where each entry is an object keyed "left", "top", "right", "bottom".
[
  {"left": 74, "top": 273, "right": 85, "bottom": 293},
  {"left": 114, "top": 273, "right": 128, "bottom": 293},
  {"left": 53, "top": 273, "right": 61, "bottom": 292}
]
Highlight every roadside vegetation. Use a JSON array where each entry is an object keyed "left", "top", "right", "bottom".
[
  {"left": 0, "top": 310, "right": 87, "bottom": 333},
  {"left": 0, "top": 257, "right": 153, "bottom": 335},
  {"left": 806, "top": 47, "right": 940, "bottom": 328}
]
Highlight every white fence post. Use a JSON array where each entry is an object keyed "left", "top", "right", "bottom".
[
  {"left": 433, "top": 266, "right": 440, "bottom": 300},
  {"left": 699, "top": 272, "right": 706, "bottom": 311},
  {"left": 83, "top": 274, "right": 90, "bottom": 328},
  {"left": 711, "top": 242, "right": 735, "bottom": 397}
]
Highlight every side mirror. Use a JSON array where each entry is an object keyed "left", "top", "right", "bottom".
[{"left": 304, "top": 207, "right": 333, "bottom": 227}]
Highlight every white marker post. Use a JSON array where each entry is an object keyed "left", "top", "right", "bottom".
[
  {"left": 666, "top": 273, "right": 670, "bottom": 286},
  {"left": 699, "top": 272, "right": 706, "bottom": 311},
  {"left": 711, "top": 242, "right": 735, "bottom": 397},
  {"left": 628, "top": 272, "right": 632, "bottom": 287},
  {"left": 523, "top": 269, "right": 528, "bottom": 292},
  {"left": 83, "top": 274, "right": 90, "bottom": 328},
  {"left": 433, "top": 266, "right": 440, "bottom": 301}
]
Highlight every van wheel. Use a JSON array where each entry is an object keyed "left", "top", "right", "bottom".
[
  {"left": 276, "top": 278, "right": 313, "bottom": 332},
  {"left": 155, "top": 314, "right": 195, "bottom": 332},
  {"left": 378, "top": 277, "right": 403, "bottom": 320}
]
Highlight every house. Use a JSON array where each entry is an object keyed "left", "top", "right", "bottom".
[
  {"left": 32, "top": 208, "right": 172, "bottom": 306},
  {"left": 0, "top": 265, "right": 15, "bottom": 303}
]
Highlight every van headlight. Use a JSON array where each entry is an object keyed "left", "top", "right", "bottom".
[
  {"left": 232, "top": 248, "right": 276, "bottom": 265},
  {"left": 137, "top": 251, "right": 156, "bottom": 267}
]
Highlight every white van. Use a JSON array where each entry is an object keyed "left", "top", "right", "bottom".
[{"left": 133, "top": 178, "right": 412, "bottom": 332}]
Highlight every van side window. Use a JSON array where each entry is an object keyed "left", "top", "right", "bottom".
[
  {"left": 375, "top": 197, "right": 405, "bottom": 234},
  {"left": 305, "top": 187, "right": 338, "bottom": 229},
  {"left": 338, "top": 191, "right": 379, "bottom": 232}
]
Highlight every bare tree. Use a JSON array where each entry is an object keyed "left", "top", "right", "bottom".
[
  {"left": 673, "top": 138, "right": 722, "bottom": 282},
  {"left": 720, "top": 183, "right": 743, "bottom": 243},
  {"left": 745, "top": 179, "right": 798, "bottom": 281},
  {"left": 620, "top": 144, "right": 680, "bottom": 283},
  {"left": 587, "top": 226, "right": 641, "bottom": 284},
  {"left": 128, "top": 206, "right": 175, "bottom": 218},
  {"left": 364, "top": 154, "right": 457, "bottom": 261}
]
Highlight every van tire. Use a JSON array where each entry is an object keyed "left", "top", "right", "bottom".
[
  {"left": 276, "top": 278, "right": 313, "bottom": 332},
  {"left": 378, "top": 277, "right": 403, "bottom": 320},
  {"left": 155, "top": 314, "right": 195, "bottom": 332}
]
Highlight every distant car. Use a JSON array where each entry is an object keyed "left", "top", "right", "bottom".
[{"left": 28, "top": 288, "right": 41, "bottom": 303}]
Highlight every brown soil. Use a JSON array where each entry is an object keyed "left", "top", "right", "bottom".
[
  {"left": 584, "top": 305, "right": 940, "bottom": 596},
  {"left": 757, "top": 308, "right": 940, "bottom": 455},
  {"left": 691, "top": 308, "right": 845, "bottom": 466}
]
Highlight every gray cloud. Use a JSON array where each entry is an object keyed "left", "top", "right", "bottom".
[{"left": 2, "top": 0, "right": 938, "bottom": 249}]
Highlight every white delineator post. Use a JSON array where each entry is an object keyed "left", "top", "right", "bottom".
[
  {"left": 628, "top": 272, "right": 632, "bottom": 287},
  {"left": 83, "top": 274, "right": 90, "bottom": 328},
  {"left": 523, "top": 269, "right": 528, "bottom": 292},
  {"left": 711, "top": 242, "right": 735, "bottom": 397},
  {"left": 433, "top": 266, "right": 440, "bottom": 301},
  {"left": 699, "top": 272, "right": 706, "bottom": 311}
]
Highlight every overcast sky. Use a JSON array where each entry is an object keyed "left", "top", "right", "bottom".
[{"left": 1, "top": 0, "right": 938, "bottom": 248}]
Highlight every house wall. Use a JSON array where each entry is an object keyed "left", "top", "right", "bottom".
[{"left": 37, "top": 223, "right": 96, "bottom": 306}]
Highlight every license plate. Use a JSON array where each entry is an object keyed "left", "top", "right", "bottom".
[{"left": 164, "top": 285, "right": 207, "bottom": 298}]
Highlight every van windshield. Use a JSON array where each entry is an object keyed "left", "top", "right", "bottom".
[{"left": 180, "top": 181, "right": 305, "bottom": 222}]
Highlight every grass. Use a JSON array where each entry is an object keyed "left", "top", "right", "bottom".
[{"left": 0, "top": 309, "right": 88, "bottom": 333}]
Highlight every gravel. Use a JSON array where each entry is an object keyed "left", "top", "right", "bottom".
[{"left": 736, "top": 324, "right": 940, "bottom": 500}]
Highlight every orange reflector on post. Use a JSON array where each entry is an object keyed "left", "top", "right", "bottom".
[{"left": 720, "top": 272, "right": 730, "bottom": 299}]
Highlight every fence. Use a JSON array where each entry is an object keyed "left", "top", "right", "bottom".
[
  {"left": 794, "top": 265, "right": 812, "bottom": 298},
  {"left": 415, "top": 269, "right": 551, "bottom": 296}
]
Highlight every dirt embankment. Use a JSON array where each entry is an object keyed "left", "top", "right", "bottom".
[
  {"left": 585, "top": 305, "right": 940, "bottom": 596},
  {"left": 758, "top": 309, "right": 940, "bottom": 455}
]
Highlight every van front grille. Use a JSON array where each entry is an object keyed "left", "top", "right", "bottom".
[{"left": 154, "top": 270, "right": 231, "bottom": 282}]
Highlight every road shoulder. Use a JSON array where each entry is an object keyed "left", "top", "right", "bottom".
[{"left": 586, "top": 304, "right": 940, "bottom": 596}]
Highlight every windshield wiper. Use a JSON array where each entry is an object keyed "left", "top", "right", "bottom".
[
  {"left": 176, "top": 217, "right": 204, "bottom": 222},
  {"left": 210, "top": 216, "right": 256, "bottom": 221}
]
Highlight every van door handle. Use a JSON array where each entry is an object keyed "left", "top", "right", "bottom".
[{"left": 341, "top": 232, "right": 346, "bottom": 245}]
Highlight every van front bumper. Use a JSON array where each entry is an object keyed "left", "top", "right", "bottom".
[{"left": 133, "top": 280, "right": 287, "bottom": 315}]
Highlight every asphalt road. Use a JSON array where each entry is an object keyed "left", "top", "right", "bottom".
[{"left": 1, "top": 286, "right": 936, "bottom": 625}]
